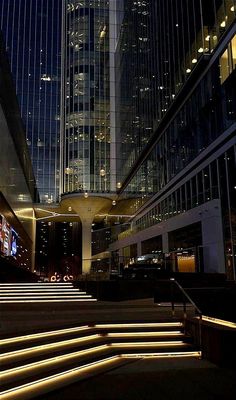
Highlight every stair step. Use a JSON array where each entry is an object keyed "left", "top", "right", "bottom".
[
  {"left": 0, "top": 318, "right": 200, "bottom": 399},
  {"left": 0, "top": 349, "right": 201, "bottom": 400}
]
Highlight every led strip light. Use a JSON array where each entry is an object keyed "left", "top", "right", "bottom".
[
  {"left": 0, "top": 351, "right": 201, "bottom": 400},
  {"left": 202, "top": 315, "right": 236, "bottom": 329},
  {"left": 95, "top": 322, "right": 182, "bottom": 328},
  {"left": 107, "top": 331, "right": 183, "bottom": 337},
  {"left": 0, "top": 334, "right": 102, "bottom": 364},
  {"left": 0, "top": 298, "right": 97, "bottom": 303},
  {"left": 0, "top": 325, "right": 91, "bottom": 346}
]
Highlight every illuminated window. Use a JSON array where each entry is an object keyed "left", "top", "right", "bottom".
[{"left": 220, "top": 49, "right": 230, "bottom": 84}]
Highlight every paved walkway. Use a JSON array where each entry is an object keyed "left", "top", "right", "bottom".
[
  {"left": 34, "top": 357, "right": 236, "bottom": 400},
  {"left": 0, "top": 298, "right": 192, "bottom": 337}
]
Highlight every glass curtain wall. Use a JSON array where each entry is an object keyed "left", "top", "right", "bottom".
[
  {"left": 0, "top": 0, "right": 62, "bottom": 203},
  {"left": 117, "top": 0, "right": 236, "bottom": 186},
  {"left": 62, "top": 0, "right": 111, "bottom": 193}
]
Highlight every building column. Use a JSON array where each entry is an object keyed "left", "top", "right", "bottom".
[
  {"left": 61, "top": 195, "right": 112, "bottom": 275},
  {"left": 80, "top": 218, "right": 93, "bottom": 275},
  {"left": 137, "top": 240, "right": 142, "bottom": 257},
  {"left": 162, "top": 232, "right": 169, "bottom": 254}
]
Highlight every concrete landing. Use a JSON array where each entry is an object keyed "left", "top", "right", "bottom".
[
  {"left": 33, "top": 357, "right": 236, "bottom": 400},
  {"left": 0, "top": 299, "right": 194, "bottom": 337}
]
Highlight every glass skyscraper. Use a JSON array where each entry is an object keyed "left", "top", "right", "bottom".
[
  {"left": 0, "top": 0, "right": 235, "bottom": 278},
  {"left": 61, "top": 0, "right": 113, "bottom": 194},
  {"left": 0, "top": 0, "right": 62, "bottom": 203},
  {"left": 111, "top": 0, "right": 236, "bottom": 279}
]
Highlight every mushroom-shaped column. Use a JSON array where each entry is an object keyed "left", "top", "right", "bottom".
[{"left": 61, "top": 194, "right": 112, "bottom": 274}]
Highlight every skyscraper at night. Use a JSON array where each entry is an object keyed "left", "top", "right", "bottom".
[
  {"left": 0, "top": 0, "right": 235, "bottom": 278},
  {"left": 111, "top": 0, "right": 236, "bottom": 280},
  {"left": 0, "top": 0, "right": 62, "bottom": 203}
]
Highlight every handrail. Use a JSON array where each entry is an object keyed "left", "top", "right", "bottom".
[
  {"left": 171, "top": 278, "right": 202, "bottom": 315},
  {"left": 169, "top": 278, "right": 202, "bottom": 350}
]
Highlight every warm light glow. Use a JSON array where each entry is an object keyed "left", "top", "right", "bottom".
[
  {"left": 0, "top": 325, "right": 91, "bottom": 346},
  {"left": 0, "top": 356, "right": 121, "bottom": 400},
  {"left": 0, "top": 299, "right": 97, "bottom": 303},
  {"left": 122, "top": 351, "right": 201, "bottom": 358},
  {"left": 202, "top": 315, "right": 236, "bottom": 328},
  {"left": 0, "top": 334, "right": 102, "bottom": 364},
  {"left": 198, "top": 47, "right": 204, "bottom": 53},
  {"left": 1, "top": 345, "right": 110, "bottom": 384},
  {"left": 220, "top": 21, "right": 226, "bottom": 27},
  {"left": 192, "top": 58, "right": 197, "bottom": 64},
  {"left": 0, "top": 283, "right": 73, "bottom": 286},
  {"left": 0, "top": 290, "right": 86, "bottom": 294},
  {"left": 111, "top": 341, "right": 186, "bottom": 348},
  {"left": 99, "top": 168, "right": 106, "bottom": 177},
  {"left": 186, "top": 68, "right": 191, "bottom": 73},
  {"left": 107, "top": 331, "right": 183, "bottom": 338},
  {"left": 95, "top": 322, "right": 182, "bottom": 328},
  {"left": 0, "top": 295, "right": 92, "bottom": 299}
]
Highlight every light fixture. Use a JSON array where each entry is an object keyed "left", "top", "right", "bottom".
[
  {"left": 192, "top": 58, "right": 197, "bottom": 64},
  {"left": 68, "top": 206, "right": 72, "bottom": 211},
  {"left": 100, "top": 168, "right": 106, "bottom": 177},
  {"left": 186, "top": 68, "right": 191, "bottom": 73},
  {"left": 112, "top": 200, "right": 116, "bottom": 206},
  {"left": 220, "top": 21, "right": 226, "bottom": 27},
  {"left": 230, "top": 6, "right": 235, "bottom": 11},
  {"left": 116, "top": 182, "right": 122, "bottom": 189},
  {"left": 198, "top": 47, "right": 204, "bottom": 53},
  {"left": 65, "top": 167, "right": 73, "bottom": 175},
  {"left": 84, "top": 192, "right": 88, "bottom": 198}
]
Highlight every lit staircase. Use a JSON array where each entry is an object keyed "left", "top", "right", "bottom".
[
  {"left": 0, "top": 282, "right": 97, "bottom": 303},
  {"left": 0, "top": 321, "right": 201, "bottom": 400}
]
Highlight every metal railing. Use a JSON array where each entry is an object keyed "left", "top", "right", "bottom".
[
  {"left": 170, "top": 278, "right": 202, "bottom": 350},
  {"left": 155, "top": 278, "right": 202, "bottom": 349}
]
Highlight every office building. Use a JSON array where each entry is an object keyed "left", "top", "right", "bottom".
[
  {"left": 0, "top": 33, "right": 37, "bottom": 273},
  {"left": 110, "top": 0, "right": 236, "bottom": 279},
  {"left": 0, "top": 0, "right": 235, "bottom": 279},
  {"left": 0, "top": 0, "right": 62, "bottom": 203}
]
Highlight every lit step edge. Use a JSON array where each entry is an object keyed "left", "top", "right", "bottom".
[
  {"left": 0, "top": 339, "right": 189, "bottom": 366},
  {"left": 0, "top": 344, "right": 111, "bottom": 385},
  {"left": 0, "top": 299, "right": 97, "bottom": 303},
  {"left": 122, "top": 351, "right": 201, "bottom": 358},
  {"left": 0, "top": 290, "right": 86, "bottom": 293},
  {"left": 0, "top": 356, "right": 123, "bottom": 400},
  {"left": 0, "top": 324, "right": 183, "bottom": 346},
  {"left": 0, "top": 334, "right": 102, "bottom": 365},
  {"left": 95, "top": 322, "right": 182, "bottom": 328},
  {"left": 0, "top": 295, "right": 92, "bottom": 299},
  {"left": 111, "top": 341, "right": 188, "bottom": 348},
  {"left": 0, "top": 346, "right": 201, "bottom": 386},
  {"left": 0, "top": 325, "right": 91, "bottom": 346},
  {"left": 107, "top": 331, "right": 183, "bottom": 337},
  {"left": 0, "top": 352, "right": 201, "bottom": 400},
  {"left": 0, "top": 283, "right": 73, "bottom": 286}
]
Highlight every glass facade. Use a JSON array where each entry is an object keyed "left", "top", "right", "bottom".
[
  {"left": 62, "top": 0, "right": 112, "bottom": 193},
  {"left": 0, "top": 0, "right": 62, "bottom": 203},
  {"left": 122, "top": 33, "right": 236, "bottom": 196},
  {"left": 117, "top": 0, "right": 236, "bottom": 186},
  {"left": 114, "top": 1, "right": 236, "bottom": 278}
]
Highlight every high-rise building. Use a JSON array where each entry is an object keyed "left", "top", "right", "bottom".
[
  {"left": 61, "top": 0, "right": 112, "bottom": 193},
  {"left": 110, "top": 0, "right": 236, "bottom": 279},
  {"left": 0, "top": 0, "right": 62, "bottom": 203},
  {"left": 0, "top": 1, "right": 235, "bottom": 279}
]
